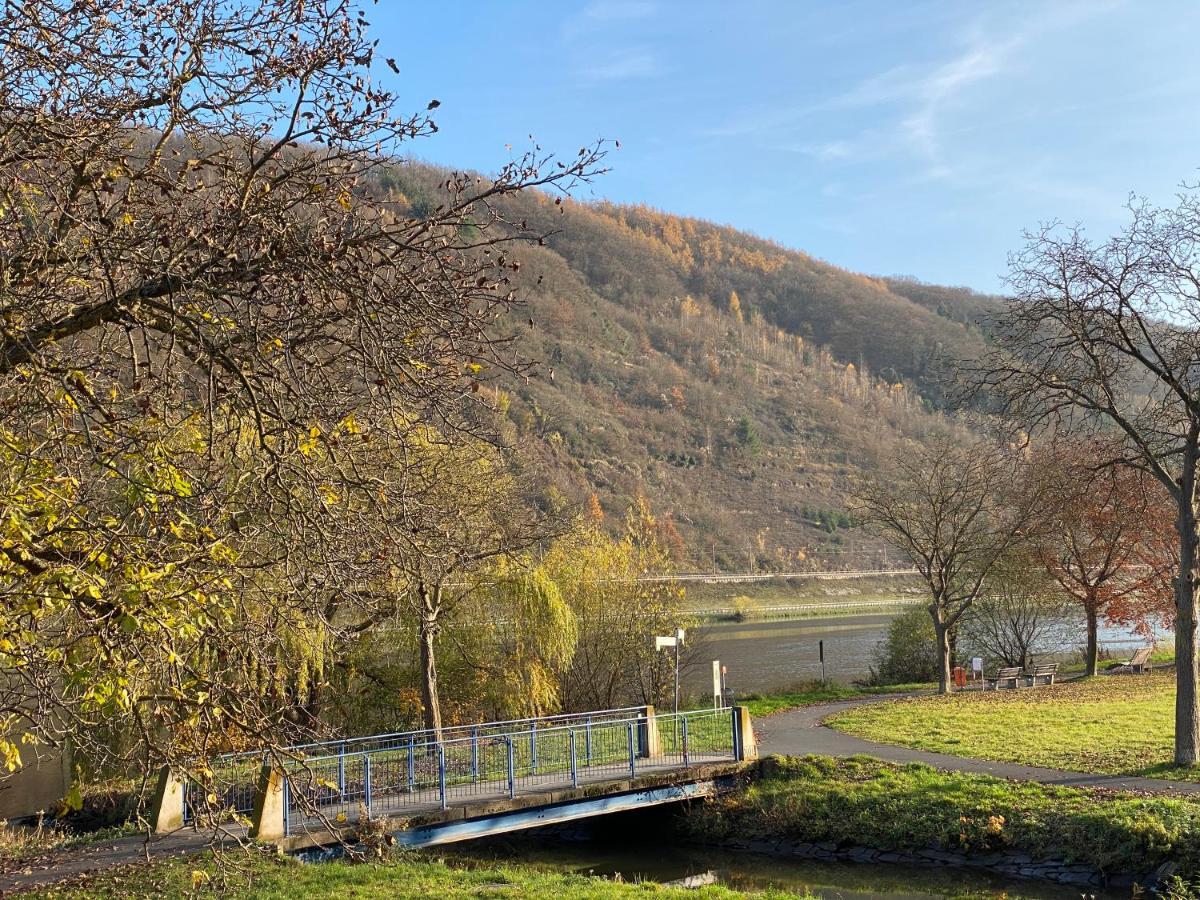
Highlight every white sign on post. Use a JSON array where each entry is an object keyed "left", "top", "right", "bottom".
[
  {"left": 712, "top": 660, "right": 722, "bottom": 708},
  {"left": 655, "top": 629, "right": 686, "bottom": 714},
  {"left": 972, "top": 657, "right": 983, "bottom": 681}
]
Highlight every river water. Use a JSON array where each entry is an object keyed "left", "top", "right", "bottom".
[
  {"left": 447, "top": 819, "right": 1121, "bottom": 899},
  {"left": 687, "top": 611, "right": 1170, "bottom": 696}
]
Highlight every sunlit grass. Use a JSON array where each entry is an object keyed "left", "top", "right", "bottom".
[
  {"left": 737, "top": 681, "right": 933, "bottom": 718},
  {"left": 22, "top": 851, "right": 808, "bottom": 899},
  {"left": 828, "top": 674, "right": 1198, "bottom": 780}
]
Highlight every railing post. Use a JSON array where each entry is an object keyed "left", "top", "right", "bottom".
[
  {"left": 363, "top": 753, "right": 372, "bottom": 818},
  {"left": 569, "top": 730, "right": 579, "bottom": 788},
  {"left": 248, "top": 762, "right": 287, "bottom": 842},
  {"left": 585, "top": 715, "right": 593, "bottom": 767},
  {"left": 682, "top": 715, "right": 690, "bottom": 767},
  {"left": 471, "top": 727, "right": 480, "bottom": 781},
  {"left": 283, "top": 776, "right": 291, "bottom": 836},
  {"left": 627, "top": 721, "right": 636, "bottom": 778},
  {"left": 438, "top": 743, "right": 447, "bottom": 810},
  {"left": 407, "top": 736, "right": 415, "bottom": 792},
  {"left": 507, "top": 736, "right": 516, "bottom": 799},
  {"left": 337, "top": 741, "right": 346, "bottom": 801},
  {"left": 732, "top": 706, "right": 757, "bottom": 761},
  {"left": 530, "top": 723, "right": 537, "bottom": 774},
  {"left": 638, "top": 705, "right": 660, "bottom": 759},
  {"left": 149, "top": 766, "right": 185, "bottom": 833}
]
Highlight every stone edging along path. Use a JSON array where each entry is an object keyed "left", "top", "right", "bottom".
[{"left": 755, "top": 692, "right": 1200, "bottom": 795}]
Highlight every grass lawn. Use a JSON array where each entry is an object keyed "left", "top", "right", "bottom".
[
  {"left": 23, "top": 851, "right": 806, "bottom": 899},
  {"left": 1056, "top": 646, "right": 1176, "bottom": 677},
  {"left": 738, "top": 681, "right": 933, "bottom": 718},
  {"left": 828, "top": 673, "right": 1196, "bottom": 780},
  {"left": 682, "top": 755, "right": 1200, "bottom": 879}
]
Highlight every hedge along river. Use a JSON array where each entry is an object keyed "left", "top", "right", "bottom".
[{"left": 687, "top": 611, "right": 1171, "bottom": 696}]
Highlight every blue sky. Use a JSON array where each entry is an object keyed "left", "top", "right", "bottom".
[{"left": 375, "top": 1, "right": 1200, "bottom": 293}]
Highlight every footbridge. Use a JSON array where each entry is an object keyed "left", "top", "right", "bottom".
[{"left": 151, "top": 705, "right": 756, "bottom": 851}]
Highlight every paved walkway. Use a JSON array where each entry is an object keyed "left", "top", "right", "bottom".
[
  {"left": 0, "top": 829, "right": 223, "bottom": 896},
  {"left": 756, "top": 693, "right": 1200, "bottom": 794}
]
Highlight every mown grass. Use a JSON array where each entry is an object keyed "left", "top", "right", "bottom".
[
  {"left": 737, "top": 681, "right": 933, "bottom": 718},
  {"left": 681, "top": 754, "right": 1200, "bottom": 877},
  {"left": 828, "top": 673, "right": 1197, "bottom": 780},
  {"left": 23, "top": 851, "right": 808, "bottom": 899}
]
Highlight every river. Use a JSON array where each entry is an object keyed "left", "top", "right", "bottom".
[
  {"left": 687, "top": 611, "right": 1170, "bottom": 696},
  {"left": 446, "top": 812, "right": 1122, "bottom": 899}
]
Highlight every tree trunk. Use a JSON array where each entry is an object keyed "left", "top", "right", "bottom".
[
  {"left": 933, "top": 615, "right": 952, "bottom": 694},
  {"left": 1175, "top": 479, "right": 1200, "bottom": 767},
  {"left": 419, "top": 617, "right": 442, "bottom": 737},
  {"left": 1085, "top": 605, "right": 1099, "bottom": 677},
  {"left": 417, "top": 580, "right": 443, "bottom": 738}
]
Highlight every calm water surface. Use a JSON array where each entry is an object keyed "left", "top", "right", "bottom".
[
  {"left": 690, "top": 609, "right": 1169, "bottom": 695},
  {"left": 449, "top": 835, "right": 1120, "bottom": 900}
]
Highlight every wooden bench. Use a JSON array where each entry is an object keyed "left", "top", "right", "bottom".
[
  {"left": 986, "top": 666, "right": 1022, "bottom": 690},
  {"left": 1026, "top": 663, "right": 1058, "bottom": 686},
  {"left": 1107, "top": 646, "right": 1153, "bottom": 675},
  {"left": 1127, "top": 646, "right": 1153, "bottom": 674}
]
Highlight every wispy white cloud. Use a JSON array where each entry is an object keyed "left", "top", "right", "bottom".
[
  {"left": 562, "top": 1, "right": 658, "bottom": 40},
  {"left": 706, "top": 1, "right": 1113, "bottom": 180},
  {"left": 581, "top": 48, "right": 660, "bottom": 82}
]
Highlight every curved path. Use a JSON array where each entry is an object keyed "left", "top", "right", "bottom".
[{"left": 756, "top": 694, "right": 1200, "bottom": 795}]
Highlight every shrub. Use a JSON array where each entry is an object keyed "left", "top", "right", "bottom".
[{"left": 868, "top": 606, "right": 938, "bottom": 685}]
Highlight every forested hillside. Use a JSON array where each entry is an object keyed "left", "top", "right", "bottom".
[{"left": 385, "top": 165, "right": 1004, "bottom": 570}]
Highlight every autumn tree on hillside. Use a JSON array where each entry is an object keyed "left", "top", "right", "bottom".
[
  {"left": 857, "top": 436, "right": 1041, "bottom": 694},
  {"left": 1036, "top": 448, "right": 1174, "bottom": 676},
  {"left": 0, "top": 0, "right": 605, "bottom": 785},
  {"left": 976, "top": 193, "right": 1200, "bottom": 764}
]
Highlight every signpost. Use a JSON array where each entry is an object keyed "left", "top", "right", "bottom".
[
  {"left": 711, "top": 660, "right": 721, "bottom": 708},
  {"left": 819, "top": 639, "right": 825, "bottom": 684},
  {"left": 655, "top": 628, "right": 686, "bottom": 714}
]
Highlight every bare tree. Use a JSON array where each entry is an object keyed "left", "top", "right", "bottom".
[
  {"left": 960, "top": 550, "right": 1071, "bottom": 670},
  {"left": 386, "top": 431, "right": 559, "bottom": 736},
  {"left": 857, "top": 436, "right": 1038, "bottom": 693},
  {"left": 976, "top": 194, "right": 1200, "bottom": 764}
]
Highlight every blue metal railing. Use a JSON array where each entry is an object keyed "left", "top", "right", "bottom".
[
  {"left": 183, "top": 706, "right": 646, "bottom": 823},
  {"left": 278, "top": 706, "right": 738, "bottom": 835}
]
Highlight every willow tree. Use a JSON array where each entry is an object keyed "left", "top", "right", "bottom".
[
  {"left": 472, "top": 562, "right": 578, "bottom": 720},
  {"left": 549, "top": 498, "right": 688, "bottom": 712},
  {"left": 0, "top": 0, "right": 605, "bottom": 785},
  {"left": 976, "top": 194, "right": 1200, "bottom": 764}
]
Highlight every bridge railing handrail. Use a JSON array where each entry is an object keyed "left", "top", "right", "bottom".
[
  {"left": 210, "top": 705, "right": 646, "bottom": 766},
  {"left": 290, "top": 706, "right": 656, "bottom": 768}
]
